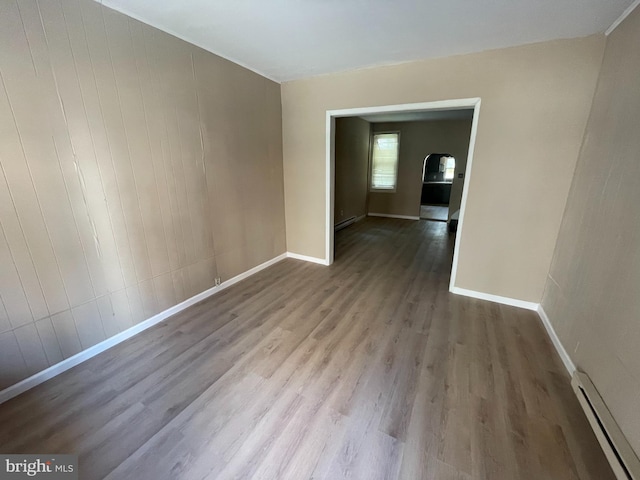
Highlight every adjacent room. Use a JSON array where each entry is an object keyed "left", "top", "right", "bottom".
[{"left": 1, "top": 0, "right": 639, "bottom": 478}]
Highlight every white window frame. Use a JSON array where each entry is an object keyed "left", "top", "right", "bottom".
[{"left": 369, "top": 131, "right": 400, "bottom": 193}]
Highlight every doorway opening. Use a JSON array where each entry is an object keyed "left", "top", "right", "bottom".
[
  {"left": 420, "top": 153, "right": 455, "bottom": 222},
  {"left": 326, "top": 98, "right": 481, "bottom": 292}
]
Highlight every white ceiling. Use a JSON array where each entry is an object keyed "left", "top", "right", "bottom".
[{"left": 101, "top": 0, "right": 634, "bottom": 83}]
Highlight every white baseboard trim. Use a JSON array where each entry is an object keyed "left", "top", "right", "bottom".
[
  {"left": 221, "top": 253, "right": 288, "bottom": 290},
  {"left": 0, "top": 252, "right": 288, "bottom": 405},
  {"left": 537, "top": 305, "right": 576, "bottom": 375},
  {"left": 449, "top": 288, "right": 576, "bottom": 374},
  {"left": 286, "top": 252, "right": 329, "bottom": 265},
  {"left": 450, "top": 286, "right": 539, "bottom": 311},
  {"left": 368, "top": 213, "right": 420, "bottom": 221}
]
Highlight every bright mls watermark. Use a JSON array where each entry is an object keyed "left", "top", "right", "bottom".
[{"left": 0, "top": 455, "right": 77, "bottom": 479}]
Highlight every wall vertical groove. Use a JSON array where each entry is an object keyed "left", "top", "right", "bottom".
[{"left": 0, "top": 0, "right": 286, "bottom": 390}]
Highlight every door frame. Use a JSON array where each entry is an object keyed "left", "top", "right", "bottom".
[{"left": 325, "top": 97, "right": 481, "bottom": 292}]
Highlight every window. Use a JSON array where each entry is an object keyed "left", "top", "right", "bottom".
[
  {"left": 443, "top": 156, "right": 456, "bottom": 181},
  {"left": 370, "top": 132, "right": 399, "bottom": 191}
]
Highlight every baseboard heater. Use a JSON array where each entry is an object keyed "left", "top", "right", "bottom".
[
  {"left": 572, "top": 371, "right": 640, "bottom": 480},
  {"left": 335, "top": 216, "right": 357, "bottom": 232}
]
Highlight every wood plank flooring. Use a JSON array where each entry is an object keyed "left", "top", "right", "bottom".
[
  {"left": 420, "top": 204, "right": 449, "bottom": 222},
  {"left": 0, "top": 217, "right": 615, "bottom": 479}
]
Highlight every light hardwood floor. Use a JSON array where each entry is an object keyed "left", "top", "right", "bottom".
[{"left": 0, "top": 218, "right": 614, "bottom": 480}]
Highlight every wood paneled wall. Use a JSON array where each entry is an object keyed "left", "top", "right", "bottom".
[
  {"left": 0, "top": 0, "right": 285, "bottom": 389},
  {"left": 542, "top": 4, "right": 640, "bottom": 455}
]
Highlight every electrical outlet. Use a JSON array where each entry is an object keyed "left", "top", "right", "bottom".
[{"left": 215, "top": 277, "right": 221, "bottom": 286}]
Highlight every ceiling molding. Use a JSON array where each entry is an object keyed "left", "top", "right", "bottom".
[{"left": 606, "top": 0, "right": 640, "bottom": 35}]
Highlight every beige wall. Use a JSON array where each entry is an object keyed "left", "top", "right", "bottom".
[
  {"left": 448, "top": 129, "right": 470, "bottom": 222},
  {"left": 369, "top": 120, "right": 472, "bottom": 218},
  {"left": 282, "top": 36, "right": 605, "bottom": 301},
  {"left": 0, "top": 0, "right": 285, "bottom": 389},
  {"left": 334, "top": 117, "right": 370, "bottom": 224},
  {"left": 542, "top": 7, "right": 640, "bottom": 455}
]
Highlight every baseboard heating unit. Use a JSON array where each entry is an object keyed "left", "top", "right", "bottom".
[
  {"left": 572, "top": 371, "right": 640, "bottom": 480},
  {"left": 335, "top": 216, "right": 357, "bottom": 232}
]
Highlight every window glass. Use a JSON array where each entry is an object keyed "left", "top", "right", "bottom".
[
  {"left": 444, "top": 156, "right": 455, "bottom": 181},
  {"left": 371, "top": 133, "right": 399, "bottom": 190}
]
